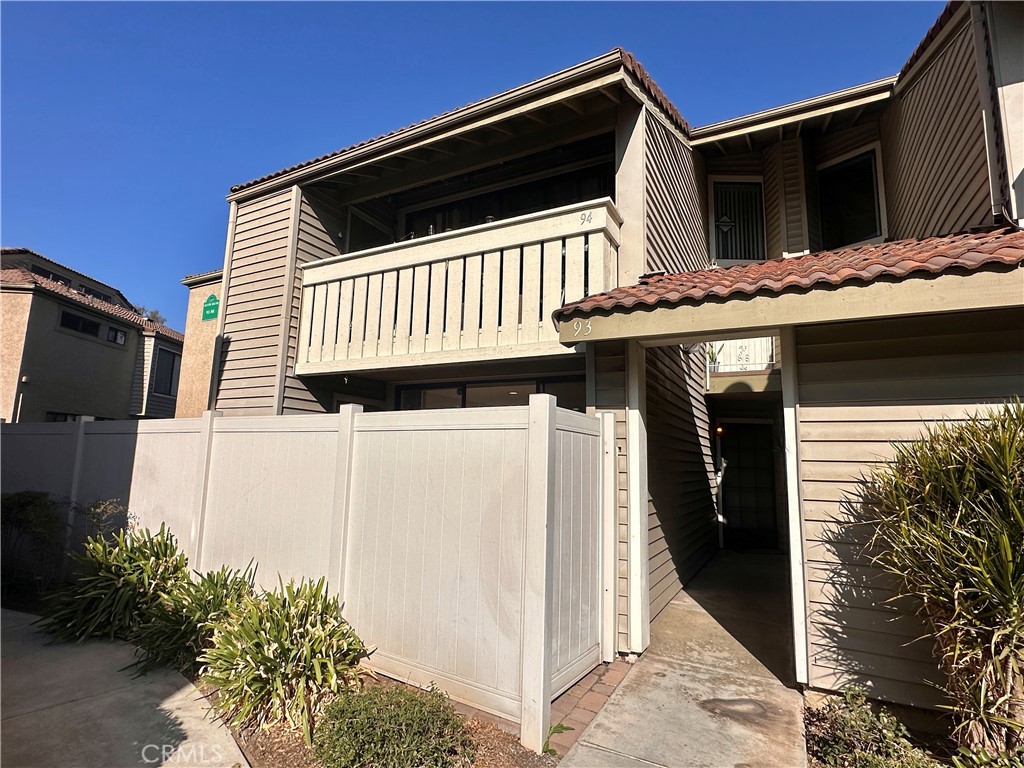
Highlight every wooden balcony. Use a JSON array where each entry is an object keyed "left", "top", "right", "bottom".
[{"left": 296, "top": 198, "right": 621, "bottom": 374}]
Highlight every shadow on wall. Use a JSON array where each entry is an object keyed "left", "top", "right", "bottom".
[
  {"left": 810, "top": 485, "right": 947, "bottom": 712},
  {"left": 646, "top": 345, "right": 719, "bottom": 600}
]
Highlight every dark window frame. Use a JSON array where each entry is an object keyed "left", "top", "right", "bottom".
[
  {"left": 59, "top": 310, "right": 101, "bottom": 338},
  {"left": 152, "top": 347, "right": 180, "bottom": 397},
  {"left": 816, "top": 146, "right": 887, "bottom": 251},
  {"left": 394, "top": 375, "right": 586, "bottom": 412}
]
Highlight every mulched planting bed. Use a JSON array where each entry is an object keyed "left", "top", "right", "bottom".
[{"left": 221, "top": 675, "right": 559, "bottom": 768}]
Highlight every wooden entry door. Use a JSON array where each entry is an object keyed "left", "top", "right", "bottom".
[{"left": 720, "top": 422, "right": 778, "bottom": 550}]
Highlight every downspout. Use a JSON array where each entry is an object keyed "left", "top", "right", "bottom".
[{"left": 970, "top": 1, "right": 1011, "bottom": 224}]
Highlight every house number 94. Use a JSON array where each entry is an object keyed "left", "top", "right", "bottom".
[
  {"left": 572, "top": 319, "right": 592, "bottom": 337},
  {"left": 579, "top": 211, "right": 593, "bottom": 225}
]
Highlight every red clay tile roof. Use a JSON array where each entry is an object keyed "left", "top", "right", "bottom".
[
  {"left": 1, "top": 246, "right": 133, "bottom": 308},
  {"left": 229, "top": 49, "right": 688, "bottom": 196},
  {"left": 1, "top": 266, "right": 184, "bottom": 343},
  {"left": 557, "top": 228, "right": 1024, "bottom": 319},
  {"left": 899, "top": 1, "right": 963, "bottom": 81}
]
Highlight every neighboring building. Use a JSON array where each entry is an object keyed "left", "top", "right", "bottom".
[
  {"left": 0, "top": 248, "right": 184, "bottom": 422},
  {"left": 176, "top": 269, "right": 223, "bottom": 417},
  {"left": 181, "top": 1, "right": 1021, "bottom": 713}
]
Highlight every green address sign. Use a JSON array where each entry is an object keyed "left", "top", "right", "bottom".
[{"left": 202, "top": 294, "right": 219, "bottom": 321}]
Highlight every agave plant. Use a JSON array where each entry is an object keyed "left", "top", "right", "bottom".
[
  {"left": 199, "top": 577, "right": 367, "bottom": 744},
  {"left": 132, "top": 562, "right": 256, "bottom": 675},
  {"left": 40, "top": 524, "right": 189, "bottom": 642},
  {"left": 859, "top": 400, "right": 1024, "bottom": 754}
]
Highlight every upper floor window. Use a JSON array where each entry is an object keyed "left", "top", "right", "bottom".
[
  {"left": 710, "top": 180, "right": 765, "bottom": 262},
  {"left": 818, "top": 149, "right": 884, "bottom": 250},
  {"left": 31, "top": 265, "right": 71, "bottom": 286},
  {"left": 107, "top": 327, "right": 126, "bottom": 345},
  {"left": 79, "top": 284, "right": 113, "bottom": 303},
  {"left": 60, "top": 310, "right": 100, "bottom": 337},
  {"left": 153, "top": 348, "right": 180, "bottom": 397}
]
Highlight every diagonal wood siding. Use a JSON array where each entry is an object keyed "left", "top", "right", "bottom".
[
  {"left": 644, "top": 113, "right": 709, "bottom": 274},
  {"left": 645, "top": 344, "right": 717, "bottom": 619},
  {"left": 881, "top": 19, "right": 992, "bottom": 239}
]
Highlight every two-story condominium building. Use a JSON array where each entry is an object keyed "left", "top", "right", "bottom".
[
  {"left": 184, "top": 0, "right": 1022, "bottom": 713},
  {"left": 1, "top": 248, "right": 184, "bottom": 422}
]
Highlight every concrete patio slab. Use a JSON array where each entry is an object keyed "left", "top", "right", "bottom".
[
  {"left": 1, "top": 609, "right": 247, "bottom": 768},
  {"left": 561, "top": 553, "right": 806, "bottom": 768}
]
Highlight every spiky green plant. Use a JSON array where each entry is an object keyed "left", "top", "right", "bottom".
[
  {"left": 859, "top": 400, "right": 1024, "bottom": 754},
  {"left": 40, "top": 524, "right": 189, "bottom": 642},
  {"left": 199, "top": 577, "right": 367, "bottom": 744},
  {"left": 132, "top": 563, "right": 256, "bottom": 675}
]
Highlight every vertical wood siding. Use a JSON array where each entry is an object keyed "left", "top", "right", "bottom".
[
  {"left": 216, "top": 190, "right": 294, "bottom": 415},
  {"left": 644, "top": 113, "right": 709, "bottom": 273},
  {"left": 796, "top": 308, "right": 1024, "bottom": 708},
  {"left": 881, "top": 20, "right": 992, "bottom": 239},
  {"left": 645, "top": 345, "right": 717, "bottom": 619},
  {"left": 781, "top": 139, "right": 807, "bottom": 255},
  {"left": 763, "top": 143, "right": 783, "bottom": 260},
  {"left": 591, "top": 341, "right": 631, "bottom": 651}
]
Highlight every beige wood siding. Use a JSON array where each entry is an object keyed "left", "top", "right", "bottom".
[
  {"left": 646, "top": 344, "right": 717, "bottom": 619},
  {"left": 796, "top": 308, "right": 1024, "bottom": 708},
  {"left": 705, "top": 151, "right": 763, "bottom": 177},
  {"left": 781, "top": 138, "right": 807, "bottom": 255},
  {"left": 763, "top": 143, "right": 783, "bottom": 260},
  {"left": 591, "top": 341, "right": 630, "bottom": 651},
  {"left": 643, "top": 112, "right": 708, "bottom": 274},
  {"left": 812, "top": 122, "right": 881, "bottom": 166},
  {"left": 803, "top": 142, "right": 822, "bottom": 253},
  {"left": 279, "top": 188, "right": 345, "bottom": 414},
  {"left": 881, "top": 19, "right": 992, "bottom": 239},
  {"left": 215, "top": 190, "right": 294, "bottom": 415}
]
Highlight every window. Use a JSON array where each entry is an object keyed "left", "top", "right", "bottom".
[
  {"left": 818, "top": 150, "right": 883, "bottom": 250},
  {"left": 45, "top": 411, "right": 79, "bottom": 422},
  {"left": 711, "top": 181, "right": 765, "bottom": 261},
  {"left": 107, "top": 327, "right": 126, "bottom": 345},
  {"left": 31, "top": 265, "right": 70, "bottom": 286},
  {"left": 153, "top": 348, "right": 180, "bottom": 397},
  {"left": 60, "top": 311, "right": 100, "bottom": 337},
  {"left": 80, "top": 285, "right": 113, "bottom": 303},
  {"left": 396, "top": 377, "right": 585, "bottom": 411}
]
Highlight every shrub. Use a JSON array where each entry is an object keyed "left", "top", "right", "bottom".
[
  {"left": 132, "top": 563, "right": 256, "bottom": 676},
  {"left": 200, "top": 577, "right": 366, "bottom": 744},
  {"left": 40, "top": 524, "right": 188, "bottom": 642},
  {"left": 805, "top": 688, "right": 938, "bottom": 768},
  {"left": 951, "top": 746, "right": 1024, "bottom": 768},
  {"left": 859, "top": 401, "right": 1024, "bottom": 753},
  {"left": 314, "top": 685, "right": 475, "bottom": 768},
  {"left": 1, "top": 491, "right": 65, "bottom": 572}
]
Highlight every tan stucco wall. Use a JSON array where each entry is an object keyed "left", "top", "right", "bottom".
[
  {"left": 1, "top": 290, "right": 33, "bottom": 421},
  {"left": 176, "top": 279, "right": 222, "bottom": 418},
  {"left": 14, "top": 293, "right": 140, "bottom": 421}
]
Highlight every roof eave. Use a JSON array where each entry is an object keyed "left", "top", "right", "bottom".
[
  {"left": 226, "top": 50, "right": 626, "bottom": 203},
  {"left": 690, "top": 76, "right": 897, "bottom": 145}
]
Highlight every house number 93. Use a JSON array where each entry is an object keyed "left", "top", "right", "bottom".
[{"left": 572, "top": 319, "right": 592, "bottom": 337}]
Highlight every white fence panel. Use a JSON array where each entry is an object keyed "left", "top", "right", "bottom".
[
  {"left": 344, "top": 407, "right": 530, "bottom": 720},
  {"left": 202, "top": 414, "right": 342, "bottom": 588},
  {"left": 0, "top": 422, "right": 77, "bottom": 497},
  {"left": 550, "top": 410, "right": 604, "bottom": 695}
]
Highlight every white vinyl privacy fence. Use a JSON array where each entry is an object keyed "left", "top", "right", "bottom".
[{"left": 0, "top": 395, "right": 615, "bottom": 751}]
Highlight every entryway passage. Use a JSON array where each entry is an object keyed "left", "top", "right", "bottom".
[{"left": 561, "top": 552, "right": 806, "bottom": 767}]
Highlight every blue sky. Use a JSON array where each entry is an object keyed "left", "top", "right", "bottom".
[{"left": 2, "top": 1, "right": 944, "bottom": 330}]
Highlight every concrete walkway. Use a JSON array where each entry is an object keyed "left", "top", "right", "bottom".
[
  {"left": 561, "top": 552, "right": 807, "bottom": 768},
  {"left": 1, "top": 609, "right": 247, "bottom": 768}
]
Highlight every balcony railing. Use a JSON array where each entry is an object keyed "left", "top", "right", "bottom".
[
  {"left": 296, "top": 198, "right": 621, "bottom": 374},
  {"left": 708, "top": 336, "right": 779, "bottom": 374}
]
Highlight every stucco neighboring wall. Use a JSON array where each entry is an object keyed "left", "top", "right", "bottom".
[
  {"left": 14, "top": 293, "right": 139, "bottom": 421},
  {"left": 176, "top": 277, "right": 222, "bottom": 417},
  {"left": 1, "top": 290, "right": 33, "bottom": 421}
]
